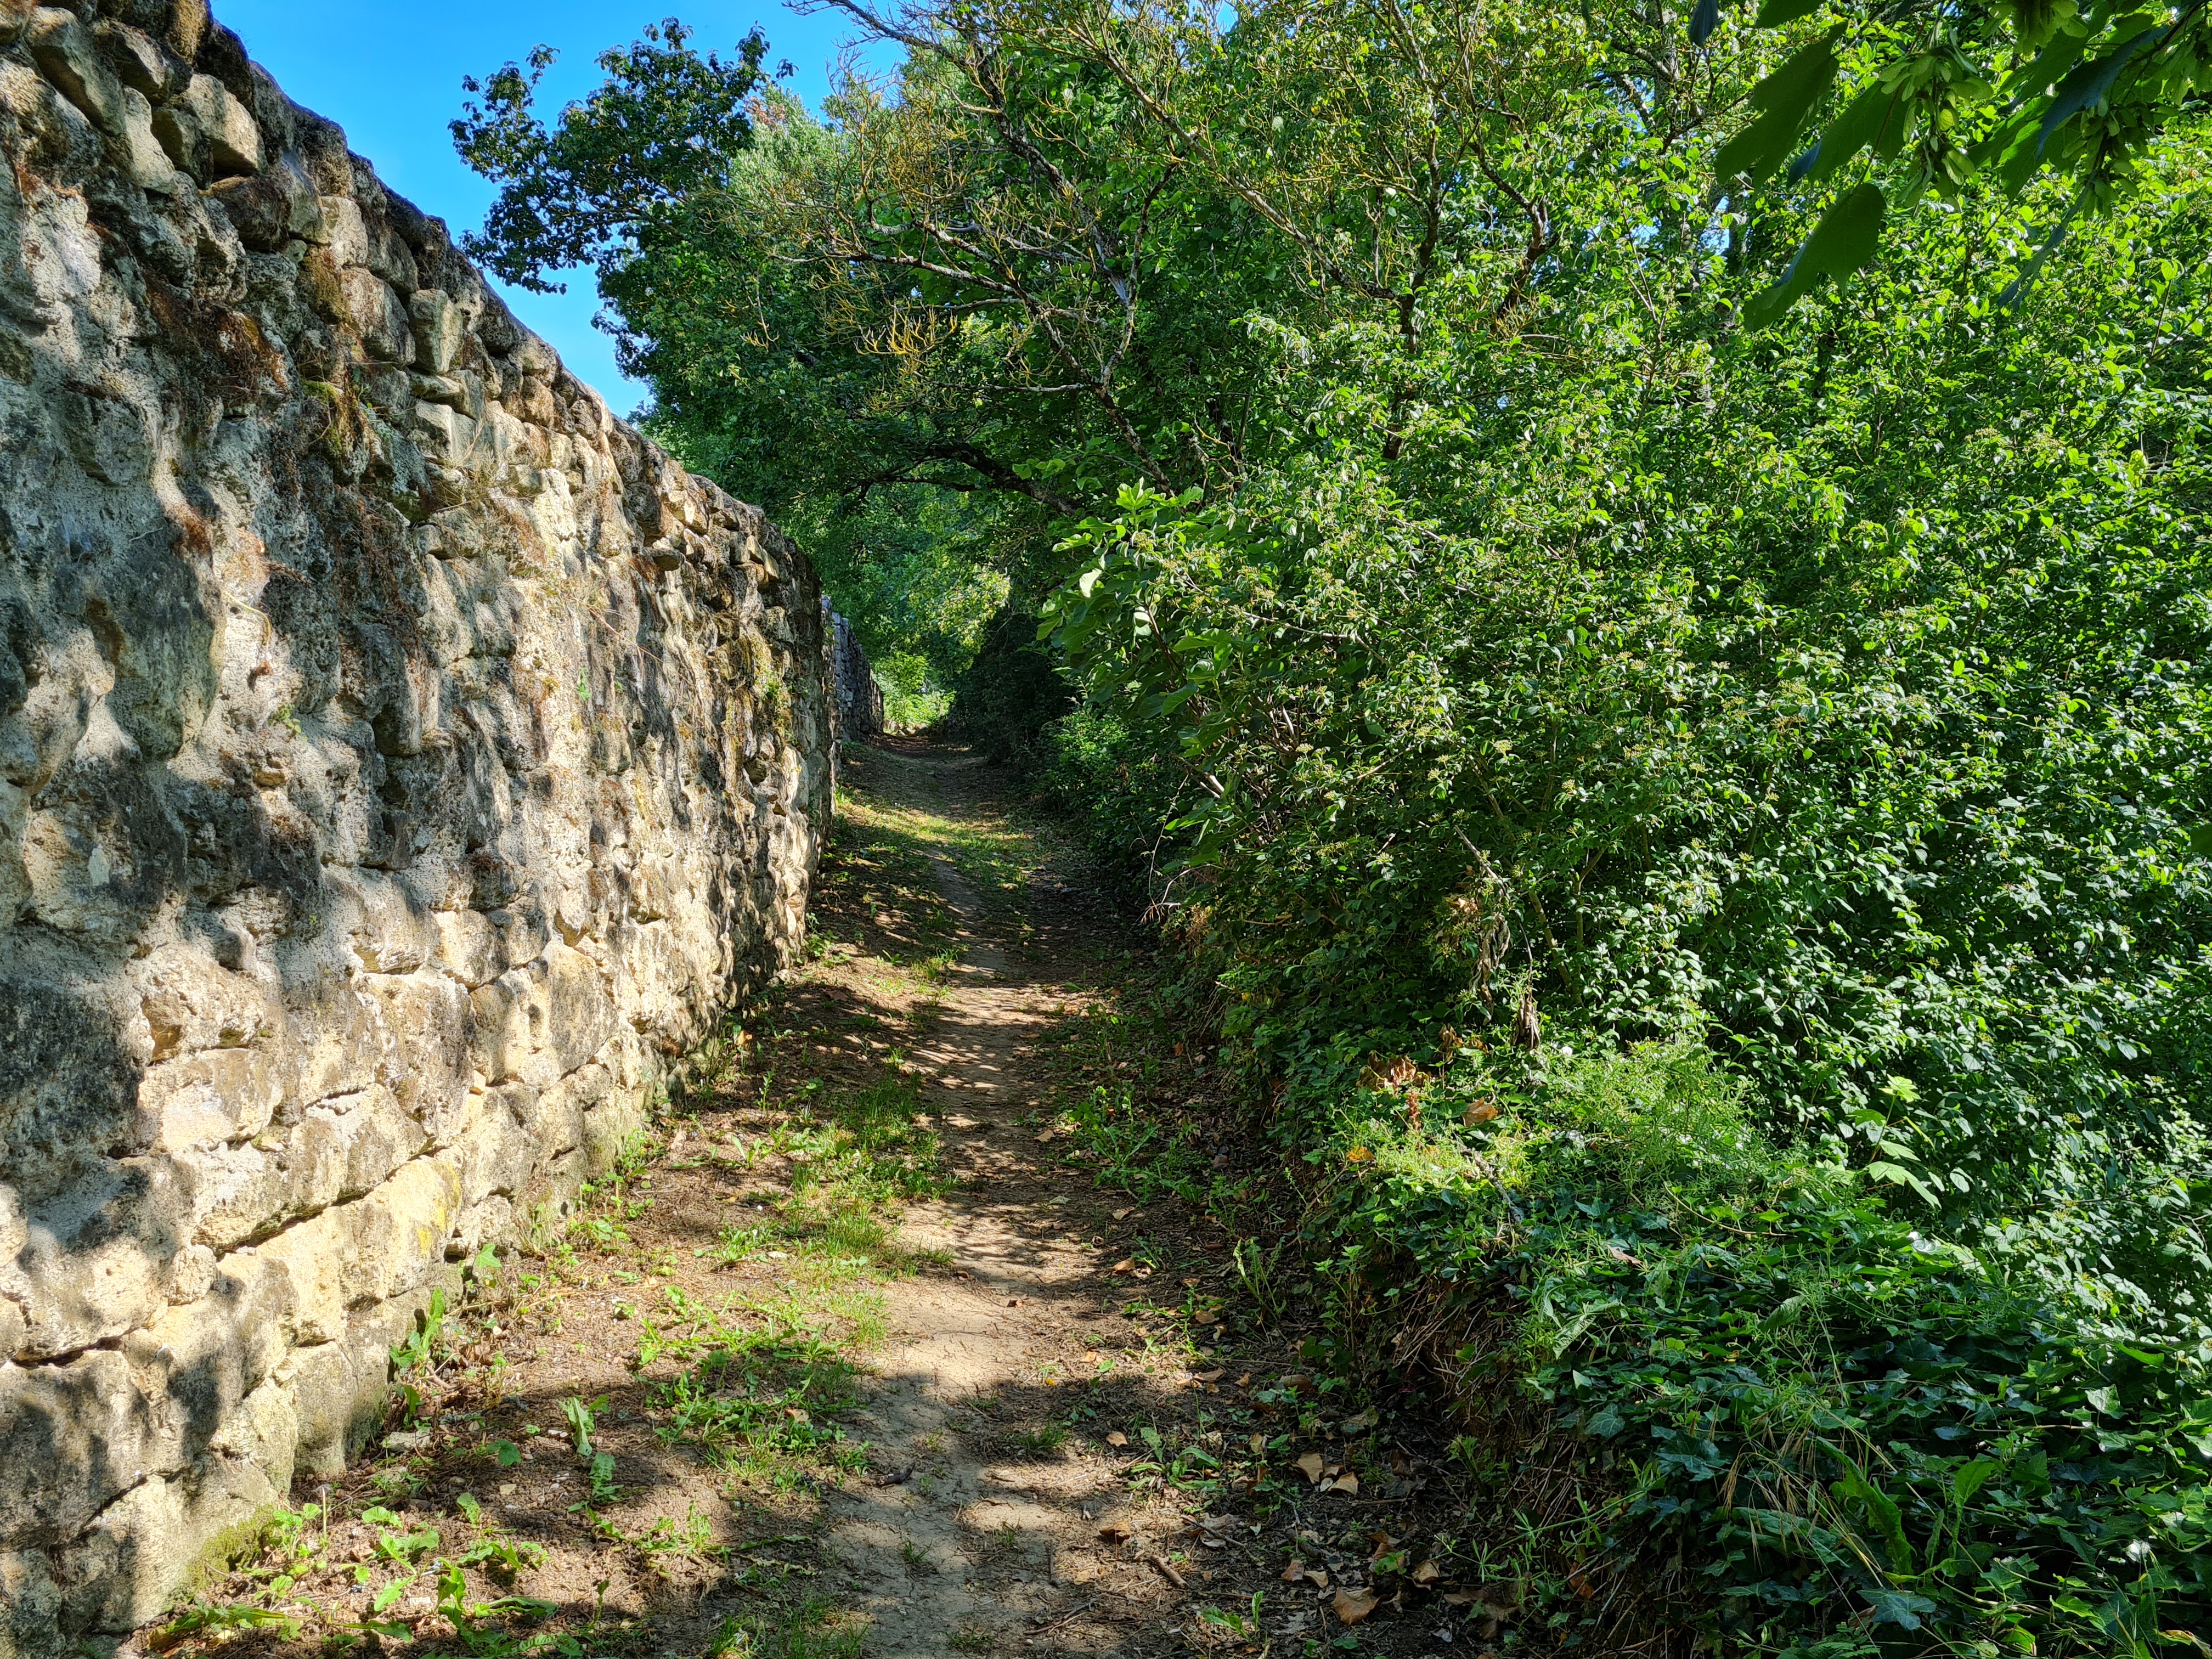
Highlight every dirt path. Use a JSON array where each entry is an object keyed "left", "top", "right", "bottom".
[
  {"left": 154, "top": 740, "right": 1357, "bottom": 1659},
  {"left": 811, "top": 745, "right": 1164, "bottom": 1657}
]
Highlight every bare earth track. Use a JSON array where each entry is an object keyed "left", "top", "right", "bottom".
[{"left": 150, "top": 740, "right": 1484, "bottom": 1659}]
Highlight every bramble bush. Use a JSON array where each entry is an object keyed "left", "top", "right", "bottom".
[{"left": 1039, "top": 142, "right": 2212, "bottom": 1658}]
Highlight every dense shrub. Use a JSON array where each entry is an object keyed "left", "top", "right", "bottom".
[
  {"left": 1043, "top": 153, "right": 2212, "bottom": 1655},
  {"left": 1288, "top": 1043, "right": 2212, "bottom": 1655}
]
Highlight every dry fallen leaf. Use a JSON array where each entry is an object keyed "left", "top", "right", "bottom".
[
  {"left": 1249, "top": 1434, "right": 1266, "bottom": 1455},
  {"left": 1237, "top": 1373, "right": 1252, "bottom": 1387},
  {"left": 1333, "top": 1587, "right": 1380, "bottom": 1626},
  {"left": 1111, "top": 1259, "right": 1135, "bottom": 1273},
  {"left": 1191, "top": 1368, "right": 1226, "bottom": 1383},
  {"left": 1463, "top": 1100, "right": 1500, "bottom": 1125},
  {"left": 1412, "top": 1560, "right": 1442, "bottom": 1585},
  {"left": 1105, "top": 1431, "right": 1128, "bottom": 1448},
  {"left": 1307, "top": 1566, "right": 1329, "bottom": 1588},
  {"left": 1282, "top": 1560, "right": 1306, "bottom": 1583},
  {"left": 1111, "top": 1206, "right": 1135, "bottom": 1221},
  {"left": 1193, "top": 1309, "right": 1220, "bottom": 1325},
  {"left": 1296, "top": 1452, "right": 1327, "bottom": 1484},
  {"left": 1331, "top": 1471, "right": 1362, "bottom": 1496},
  {"left": 1098, "top": 1520, "right": 1134, "bottom": 1542},
  {"left": 1367, "top": 1532, "right": 1397, "bottom": 1558},
  {"left": 1441, "top": 1591, "right": 1472, "bottom": 1606}
]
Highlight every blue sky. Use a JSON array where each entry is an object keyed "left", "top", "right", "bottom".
[{"left": 215, "top": 1, "right": 888, "bottom": 417}]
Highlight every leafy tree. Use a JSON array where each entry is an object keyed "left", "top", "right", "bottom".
[
  {"left": 1703, "top": 0, "right": 2212, "bottom": 320},
  {"left": 452, "top": 20, "right": 771, "bottom": 294}
]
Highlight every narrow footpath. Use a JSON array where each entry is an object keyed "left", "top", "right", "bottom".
[{"left": 155, "top": 740, "right": 1468, "bottom": 1659}]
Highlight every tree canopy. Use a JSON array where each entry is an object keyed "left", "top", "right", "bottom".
[{"left": 457, "top": 4, "right": 2212, "bottom": 1646}]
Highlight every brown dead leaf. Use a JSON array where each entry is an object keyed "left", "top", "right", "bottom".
[
  {"left": 1098, "top": 1520, "right": 1134, "bottom": 1542},
  {"left": 1412, "top": 1560, "right": 1442, "bottom": 1585},
  {"left": 1249, "top": 1434, "right": 1266, "bottom": 1455},
  {"left": 1441, "top": 1593, "right": 1472, "bottom": 1607},
  {"left": 1111, "top": 1207, "right": 1135, "bottom": 1221},
  {"left": 1296, "top": 1452, "right": 1326, "bottom": 1484},
  {"left": 1307, "top": 1566, "right": 1330, "bottom": 1588},
  {"left": 1333, "top": 1587, "right": 1380, "bottom": 1626},
  {"left": 1193, "top": 1309, "right": 1220, "bottom": 1325},
  {"left": 1105, "top": 1431, "right": 1128, "bottom": 1448},
  {"left": 1111, "top": 1259, "right": 1135, "bottom": 1273},
  {"left": 1237, "top": 1373, "right": 1252, "bottom": 1387},
  {"left": 1191, "top": 1368, "right": 1226, "bottom": 1383},
  {"left": 1331, "top": 1471, "right": 1361, "bottom": 1496},
  {"left": 1282, "top": 1560, "right": 1307, "bottom": 1583},
  {"left": 1366, "top": 1532, "right": 1396, "bottom": 1558},
  {"left": 1463, "top": 1100, "right": 1499, "bottom": 1125}
]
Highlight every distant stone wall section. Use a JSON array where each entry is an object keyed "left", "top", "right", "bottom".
[
  {"left": 825, "top": 603, "right": 883, "bottom": 740},
  {"left": 0, "top": 3, "right": 836, "bottom": 1648}
]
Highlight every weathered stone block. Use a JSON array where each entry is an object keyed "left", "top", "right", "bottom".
[
  {"left": 0, "top": 1350, "right": 158, "bottom": 1545},
  {"left": 0, "top": 1547, "right": 65, "bottom": 1659},
  {"left": 136, "top": 1043, "right": 286, "bottom": 1154},
  {"left": 180, "top": 71, "right": 257, "bottom": 175},
  {"left": 338, "top": 266, "right": 408, "bottom": 361},
  {"left": 26, "top": 8, "right": 122, "bottom": 136},
  {"left": 340, "top": 1156, "right": 460, "bottom": 1306},
  {"left": 5, "top": 1160, "right": 183, "bottom": 1361},
  {"left": 432, "top": 908, "right": 504, "bottom": 987},
  {"left": 410, "top": 287, "right": 463, "bottom": 374},
  {"left": 281, "top": 1339, "right": 357, "bottom": 1479},
  {"left": 253, "top": 1206, "right": 346, "bottom": 1345}
]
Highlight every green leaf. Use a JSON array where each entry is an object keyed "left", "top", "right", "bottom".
[
  {"left": 493, "top": 1439, "right": 522, "bottom": 1468},
  {"left": 1865, "top": 1588, "right": 1938, "bottom": 1629},
  {"left": 1950, "top": 1457, "right": 2000, "bottom": 1507},
  {"left": 1745, "top": 181, "right": 1885, "bottom": 325},
  {"left": 1751, "top": 32, "right": 1842, "bottom": 114},
  {"left": 1718, "top": 104, "right": 1815, "bottom": 184},
  {"left": 1866, "top": 1160, "right": 1939, "bottom": 1205},
  {"left": 1717, "top": 35, "right": 1839, "bottom": 182},
  {"left": 1836, "top": 1466, "right": 1915, "bottom": 1572},
  {"left": 1754, "top": 0, "right": 1825, "bottom": 25},
  {"left": 1804, "top": 82, "right": 1908, "bottom": 181},
  {"left": 2038, "top": 26, "right": 2168, "bottom": 157}
]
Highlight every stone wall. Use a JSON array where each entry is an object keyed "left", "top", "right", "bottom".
[
  {"left": 0, "top": 4, "right": 836, "bottom": 1648},
  {"left": 825, "top": 603, "right": 883, "bottom": 740}
]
